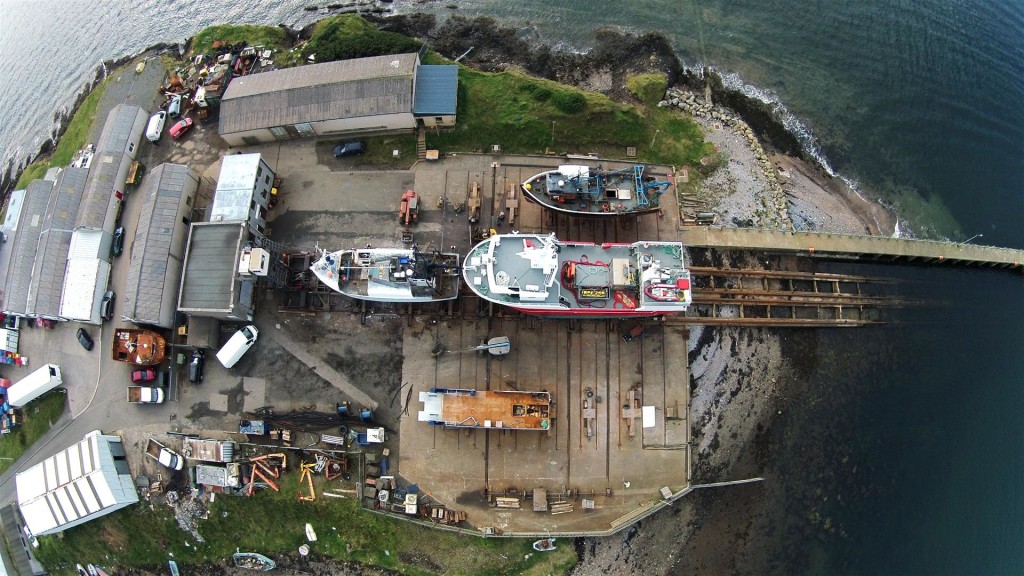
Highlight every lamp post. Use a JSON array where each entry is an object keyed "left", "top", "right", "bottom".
[{"left": 962, "top": 233, "right": 983, "bottom": 245}]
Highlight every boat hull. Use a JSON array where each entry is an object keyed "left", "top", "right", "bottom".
[
  {"left": 521, "top": 187, "right": 662, "bottom": 218},
  {"left": 521, "top": 165, "right": 669, "bottom": 218},
  {"left": 311, "top": 248, "right": 461, "bottom": 303}
]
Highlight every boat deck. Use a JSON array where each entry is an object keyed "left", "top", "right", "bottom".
[
  {"left": 418, "top": 389, "right": 552, "bottom": 430},
  {"left": 463, "top": 234, "right": 691, "bottom": 314}
]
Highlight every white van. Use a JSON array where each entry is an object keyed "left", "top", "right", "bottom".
[
  {"left": 216, "top": 325, "right": 259, "bottom": 368},
  {"left": 146, "top": 111, "right": 166, "bottom": 142}
]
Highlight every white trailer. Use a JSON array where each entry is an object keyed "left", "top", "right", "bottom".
[{"left": 7, "top": 364, "right": 62, "bottom": 407}]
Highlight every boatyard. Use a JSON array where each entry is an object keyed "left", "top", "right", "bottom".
[{"left": 0, "top": 27, "right": 1022, "bottom": 576}]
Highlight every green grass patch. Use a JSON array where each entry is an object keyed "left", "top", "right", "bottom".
[
  {"left": 427, "top": 67, "right": 711, "bottom": 167},
  {"left": 360, "top": 134, "right": 418, "bottom": 167},
  {"left": 190, "top": 24, "right": 290, "bottom": 57},
  {"left": 626, "top": 73, "right": 668, "bottom": 106},
  {"left": 0, "top": 392, "right": 66, "bottom": 476},
  {"left": 34, "top": 471, "right": 575, "bottom": 575},
  {"left": 14, "top": 78, "right": 107, "bottom": 190},
  {"left": 303, "top": 14, "right": 421, "bottom": 63}
]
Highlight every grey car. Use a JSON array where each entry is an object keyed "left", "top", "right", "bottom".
[
  {"left": 100, "top": 290, "right": 116, "bottom": 321},
  {"left": 333, "top": 140, "right": 365, "bottom": 157}
]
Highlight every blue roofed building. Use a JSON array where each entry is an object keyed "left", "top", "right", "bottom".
[{"left": 413, "top": 65, "right": 459, "bottom": 128}]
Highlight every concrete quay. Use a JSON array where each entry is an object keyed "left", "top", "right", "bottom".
[{"left": 680, "top": 226, "right": 1024, "bottom": 271}]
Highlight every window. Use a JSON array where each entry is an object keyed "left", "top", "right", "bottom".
[
  {"left": 256, "top": 167, "right": 263, "bottom": 179},
  {"left": 185, "top": 196, "right": 192, "bottom": 206},
  {"left": 128, "top": 143, "right": 135, "bottom": 153},
  {"left": 242, "top": 136, "right": 261, "bottom": 145},
  {"left": 436, "top": 117, "right": 444, "bottom": 123}
]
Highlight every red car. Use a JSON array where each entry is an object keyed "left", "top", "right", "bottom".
[
  {"left": 131, "top": 368, "right": 157, "bottom": 383},
  {"left": 169, "top": 117, "right": 193, "bottom": 140}
]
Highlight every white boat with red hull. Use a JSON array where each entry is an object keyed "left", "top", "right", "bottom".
[{"left": 462, "top": 233, "right": 691, "bottom": 318}]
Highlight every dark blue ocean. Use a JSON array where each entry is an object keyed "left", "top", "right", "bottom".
[{"left": 0, "top": 1, "right": 1021, "bottom": 573}]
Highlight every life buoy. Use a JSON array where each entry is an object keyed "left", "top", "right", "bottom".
[{"left": 601, "top": 202, "right": 610, "bottom": 212}]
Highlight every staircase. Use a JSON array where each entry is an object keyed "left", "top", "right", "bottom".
[{"left": 416, "top": 126, "right": 427, "bottom": 160}]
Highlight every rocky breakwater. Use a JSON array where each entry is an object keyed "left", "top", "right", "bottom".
[{"left": 661, "top": 87, "right": 792, "bottom": 230}]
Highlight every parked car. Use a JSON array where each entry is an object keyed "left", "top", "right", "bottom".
[
  {"left": 216, "top": 325, "right": 259, "bottom": 368},
  {"left": 167, "top": 94, "right": 182, "bottom": 118},
  {"left": 169, "top": 117, "right": 193, "bottom": 140},
  {"left": 333, "top": 140, "right": 365, "bottom": 158},
  {"left": 145, "top": 110, "right": 166, "bottom": 142},
  {"left": 131, "top": 368, "right": 157, "bottom": 383},
  {"left": 76, "top": 328, "right": 94, "bottom": 351},
  {"left": 188, "top": 349, "right": 205, "bottom": 383},
  {"left": 111, "top": 226, "right": 125, "bottom": 257},
  {"left": 100, "top": 290, "right": 116, "bottom": 321}
]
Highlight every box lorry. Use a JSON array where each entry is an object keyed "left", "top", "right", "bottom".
[
  {"left": 6, "top": 364, "right": 62, "bottom": 408},
  {"left": 127, "top": 386, "right": 165, "bottom": 404},
  {"left": 146, "top": 438, "right": 184, "bottom": 470}
]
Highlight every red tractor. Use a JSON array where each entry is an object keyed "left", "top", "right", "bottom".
[{"left": 399, "top": 189, "right": 419, "bottom": 226}]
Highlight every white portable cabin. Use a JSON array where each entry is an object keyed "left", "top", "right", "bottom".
[{"left": 7, "top": 364, "right": 62, "bottom": 407}]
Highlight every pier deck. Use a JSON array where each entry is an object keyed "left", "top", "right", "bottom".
[{"left": 680, "top": 226, "right": 1023, "bottom": 270}]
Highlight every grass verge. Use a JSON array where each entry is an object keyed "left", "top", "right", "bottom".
[
  {"left": 14, "top": 78, "right": 107, "bottom": 190},
  {"left": 34, "top": 471, "right": 576, "bottom": 575},
  {"left": 190, "top": 25, "right": 290, "bottom": 58},
  {"left": 426, "top": 66, "right": 711, "bottom": 167},
  {"left": 0, "top": 392, "right": 67, "bottom": 476}
]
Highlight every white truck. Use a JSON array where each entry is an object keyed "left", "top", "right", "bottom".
[
  {"left": 127, "top": 386, "right": 165, "bottom": 404},
  {"left": 146, "top": 438, "right": 184, "bottom": 471},
  {"left": 6, "top": 364, "right": 62, "bottom": 408}
]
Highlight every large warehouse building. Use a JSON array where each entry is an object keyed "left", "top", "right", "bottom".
[
  {"left": 16, "top": 431, "right": 138, "bottom": 537},
  {"left": 218, "top": 53, "right": 458, "bottom": 146},
  {"left": 60, "top": 104, "right": 146, "bottom": 324},
  {"left": 121, "top": 163, "right": 199, "bottom": 328}
]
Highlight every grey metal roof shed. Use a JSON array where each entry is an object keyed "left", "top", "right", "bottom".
[
  {"left": 123, "top": 164, "right": 199, "bottom": 328},
  {"left": 413, "top": 65, "right": 458, "bottom": 116},
  {"left": 76, "top": 104, "right": 146, "bottom": 232},
  {"left": 219, "top": 53, "right": 419, "bottom": 136},
  {"left": 2, "top": 179, "right": 55, "bottom": 315},
  {"left": 178, "top": 222, "right": 252, "bottom": 320},
  {"left": 27, "top": 167, "right": 89, "bottom": 319}
]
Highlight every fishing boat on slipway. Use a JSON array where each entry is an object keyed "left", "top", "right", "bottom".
[
  {"left": 462, "top": 233, "right": 692, "bottom": 318},
  {"left": 521, "top": 164, "right": 672, "bottom": 217},
  {"left": 311, "top": 246, "right": 461, "bottom": 303}
]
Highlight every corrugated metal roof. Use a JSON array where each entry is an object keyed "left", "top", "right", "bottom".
[
  {"left": 59, "top": 256, "right": 109, "bottom": 322},
  {"left": 16, "top": 432, "right": 138, "bottom": 537},
  {"left": 178, "top": 222, "right": 247, "bottom": 312},
  {"left": 219, "top": 54, "right": 418, "bottom": 135},
  {"left": 78, "top": 105, "right": 146, "bottom": 231},
  {"left": 210, "top": 154, "right": 263, "bottom": 222},
  {"left": 27, "top": 167, "right": 89, "bottom": 318},
  {"left": 2, "top": 179, "right": 55, "bottom": 315},
  {"left": 123, "top": 164, "right": 198, "bottom": 327},
  {"left": 224, "top": 53, "right": 418, "bottom": 99},
  {"left": 94, "top": 104, "right": 146, "bottom": 155},
  {"left": 413, "top": 65, "right": 458, "bottom": 116}
]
